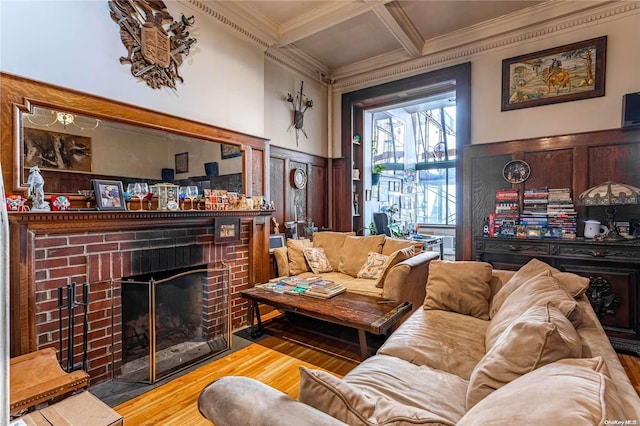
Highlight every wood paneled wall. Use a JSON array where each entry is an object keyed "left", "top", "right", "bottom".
[
  {"left": 462, "top": 127, "right": 640, "bottom": 260},
  {"left": 269, "top": 146, "right": 329, "bottom": 232}
]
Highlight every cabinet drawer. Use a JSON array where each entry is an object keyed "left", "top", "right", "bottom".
[
  {"left": 478, "top": 239, "right": 550, "bottom": 255},
  {"left": 556, "top": 244, "right": 640, "bottom": 261}
]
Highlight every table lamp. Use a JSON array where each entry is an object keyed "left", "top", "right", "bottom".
[{"left": 577, "top": 181, "right": 640, "bottom": 240}]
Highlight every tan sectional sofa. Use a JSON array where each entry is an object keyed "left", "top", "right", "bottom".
[
  {"left": 199, "top": 258, "right": 640, "bottom": 425},
  {"left": 272, "top": 231, "right": 440, "bottom": 313}
]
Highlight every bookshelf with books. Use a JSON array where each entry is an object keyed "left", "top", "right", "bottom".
[{"left": 492, "top": 189, "right": 519, "bottom": 238}]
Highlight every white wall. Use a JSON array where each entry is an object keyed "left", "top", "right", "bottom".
[
  {"left": 264, "top": 59, "right": 328, "bottom": 156},
  {"left": 330, "top": 7, "right": 640, "bottom": 154},
  {"left": 0, "top": 0, "right": 265, "bottom": 137}
]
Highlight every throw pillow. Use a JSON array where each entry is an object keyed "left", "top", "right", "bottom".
[
  {"left": 375, "top": 247, "right": 415, "bottom": 288},
  {"left": 299, "top": 366, "right": 456, "bottom": 426},
  {"left": 486, "top": 273, "right": 582, "bottom": 350},
  {"left": 423, "top": 260, "right": 493, "bottom": 320},
  {"left": 338, "top": 235, "right": 386, "bottom": 277},
  {"left": 356, "top": 252, "right": 389, "bottom": 280},
  {"left": 466, "top": 303, "right": 582, "bottom": 409},
  {"left": 490, "top": 258, "right": 589, "bottom": 318},
  {"left": 303, "top": 247, "right": 334, "bottom": 274},
  {"left": 286, "top": 238, "right": 312, "bottom": 275},
  {"left": 312, "top": 231, "right": 355, "bottom": 271},
  {"left": 459, "top": 357, "right": 626, "bottom": 425},
  {"left": 272, "top": 246, "right": 289, "bottom": 277}
]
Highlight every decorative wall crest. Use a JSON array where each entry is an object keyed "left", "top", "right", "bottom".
[{"left": 109, "top": 0, "right": 197, "bottom": 89}]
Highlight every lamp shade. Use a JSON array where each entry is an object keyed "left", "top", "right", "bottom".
[{"left": 577, "top": 181, "right": 640, "bottom": 206}]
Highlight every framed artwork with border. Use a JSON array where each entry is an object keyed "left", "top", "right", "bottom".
[
  {"left": 23, "top": 128, "right": 92, "bottom": 172},
  {"left": 501, "top": 36, "right": 606, "bottom": 111},
  {"left": 221, "top": 144, "right": 242, "bottom": 159},
  {"left": 92, "top": 179, "right": 126, "bottom": 210},
  {"left": 175, "top": 152, "right": 189, "bottom": 173},
  {"left": 215, "top": 217, "right": 241, "bottom": 243}
]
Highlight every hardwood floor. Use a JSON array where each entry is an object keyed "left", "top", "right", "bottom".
[{"left": 114, "top": 321, "right": 640, "bottom": 425}]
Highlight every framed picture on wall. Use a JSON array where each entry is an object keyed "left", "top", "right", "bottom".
[
  {"left": 24, "top": 128, "right": 92, "bottom": 172},
  {"left": 215, "top": 217, "right": 241, "bottom": 243},
  {"left": 175, "top": 152, "right": 189, "bottom": 173},
  {"left": 221, "top": 144, "right": 242, "bottom": 159},
  {"left": 501, "top": 36, "right": 607, "bottom": 111}
]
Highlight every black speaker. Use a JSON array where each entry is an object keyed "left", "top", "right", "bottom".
[
  {"left": 622, "top": 92, "right": 640, "bottom": 128},
  {"left": 204, "top": 162, "right": 219, "bottom": 177},
  {"left": 161, "top": 168, "right": 174, "bottom": 181}
]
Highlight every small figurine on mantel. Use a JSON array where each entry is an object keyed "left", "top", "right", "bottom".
[
  {"left": 272, "top": 217, "right": 280, "bottom": 234},
  {"left": 27, "top": 166, "right": 50, "bottom": 211}
]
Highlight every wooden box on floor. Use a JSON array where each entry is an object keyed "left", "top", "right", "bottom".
[{"left": 10, "top": 391, "right": 123, "bottom": 426}]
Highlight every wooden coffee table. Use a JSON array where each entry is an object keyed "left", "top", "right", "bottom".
[{"left": 241, "top": 286, "right": 412, "bottom": 359}]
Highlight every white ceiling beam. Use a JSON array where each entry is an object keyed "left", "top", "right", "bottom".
[
  {"left": 373, "top": 1, "right": 423, "bottom": 59},
  {"left": 276, "top": 1, "right": 394, "bottom": 47}
]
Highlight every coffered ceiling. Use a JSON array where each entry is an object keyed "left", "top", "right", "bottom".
[{"left": 206, "top": 0, "right": 612, "bottom": 81}]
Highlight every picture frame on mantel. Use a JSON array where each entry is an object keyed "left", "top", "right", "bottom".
[
  {"left": 501, "top": 36, "right": 606, "bottom": 111},
  {"left": 92, "top": 179, "right": 126, "bottom": 211}
]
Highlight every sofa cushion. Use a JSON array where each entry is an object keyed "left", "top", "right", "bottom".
[
  {"left": 310, "top": 272, "right": 382, "bottom": 298},
  {"left": 303, "top": 247, "right": 334, "bottom": 274},
  {"left": 272, "top": 246, "right": 289, "bottom": 277},
  {"left": 486, "top": 273, "right": 582, "bottom": 350},
  {"left": 375, "top": 247, "right": 415, "bottom": 288},
  {"left": 356, "top": 252, "right": 388, "bottom": 280},
  {"left": 490, "top": 258, "right": 589, "bottom": 318},
  {"left": 424, "top": 260, "right": 493, "bottom": 320},
  {"left": 466, "top": 303, "right": 582, "bottom": 409},
  {"left": 299, "top": 360, "right": 459, "bottom": 425},
  {"left": 339, "top": 235, "right": 386, "bottom": 277},
  {"left": 378, "top": 309, "right": 488, "bottom": 380},
  {"left": 312, "top": 231, "right": 355, "bottom": 271},
  {"left": 382, "top": 238, "right": 424, "bottom": 256},
  {"left": 287, "top": 239, "right": 313, "bottom": 275},
  {"left": 459, "top": 357, "right": 626, "bottom": 425}
]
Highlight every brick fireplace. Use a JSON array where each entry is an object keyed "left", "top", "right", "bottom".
[{"left": 9, "top": 210, "right": 272, "bottom": 385}]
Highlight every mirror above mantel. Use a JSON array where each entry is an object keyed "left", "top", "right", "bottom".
[
  {"left": 20, "top": 105, "right": 245, "bottom": 194},
  {"left": 1, "top": 72, "right": 269, "bottom": 201}
]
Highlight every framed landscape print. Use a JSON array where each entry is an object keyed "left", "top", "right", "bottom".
[
  {"left": 221, "top": 143, "right": 242, "bottom": 159},
  {"left": 501, "top": 36, "right": 606, "bottom": 111},
  {"left": 23, "top": 128, "right": 92, "bottom": 172}
]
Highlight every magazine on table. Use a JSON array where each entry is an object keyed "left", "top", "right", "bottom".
[{"left": 262, "top": 276, "right": 345, "bottom": 298}]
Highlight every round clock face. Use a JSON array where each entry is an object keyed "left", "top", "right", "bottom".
[
  {"left": 503, "top": 160, "right": 531, "bottom": 184},
  {"left": 292, "top": 168, "right": 307, "bottom": 189}
]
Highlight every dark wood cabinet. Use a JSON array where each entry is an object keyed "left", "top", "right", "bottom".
[{"left": 474, "top": 236, "right": 640, "bottom": 355}]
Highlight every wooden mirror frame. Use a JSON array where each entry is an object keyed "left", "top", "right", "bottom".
[{"left": 1, "top": 72, "right": 269, "bottom": 200}]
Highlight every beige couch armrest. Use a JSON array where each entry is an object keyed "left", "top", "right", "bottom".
[
  {"left": 198, "top": 376, "right": 346, "bottom": 426},
  {"left": 382, "top": 251, "right": 440, "bottom": 312}
]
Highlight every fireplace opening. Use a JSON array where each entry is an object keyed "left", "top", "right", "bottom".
[{"left": 118, "top": 264, "right": 230, "bottom": 383}]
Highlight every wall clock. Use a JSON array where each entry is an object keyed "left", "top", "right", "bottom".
[
  {"left": 502, "top": 160, "right": 531, "bottom": 184},
  {"left": 292, "top": 168, "right": 307, "bottom": 189}
]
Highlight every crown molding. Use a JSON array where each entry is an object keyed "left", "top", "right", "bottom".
[
  {"left": 331, "top": 49, "right": 411, "bottom": 82},
  {"left": 333, "top": 0, "right": 639, "bottom": 92},
  {"left": 265, "top": 46, "right": 331, "bottom": 85}
]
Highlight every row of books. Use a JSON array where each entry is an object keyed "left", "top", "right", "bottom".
[
  {"left": 489, "top": 188, "right": 577, "bottom": 239},
  {"left": 263, "top": 276, "right": 346, "bottom": 299}
]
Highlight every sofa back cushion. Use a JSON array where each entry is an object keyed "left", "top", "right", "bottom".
[
  {"left": 490, "top": 258, "right": 589, "bottom": 318},
  {"left": 287, "top": 238, "right": 313, "bottom": 275},
  {"left": 299, "top": 366, "right": 456, "bottom": 426},
  {"left": 312, "top": 231, "right": 355, "bottom": 271},
  {"left": 459, "top": 357, "right": 626, "bottom": 425},
  {"left": 382, "top": 237, "right": 424, "bottom": 255},
  {"left": 486, "top": 273, "right": 582, "bottom": 350},
  {"left": 424, "top": 260, "right": 493, "bottom": 320},
  {"left": 466, "top": 303, "right": 582, "bottom": 409},
  {"left": 338, "top": 235, "right": 386, "bottom": 277}
]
